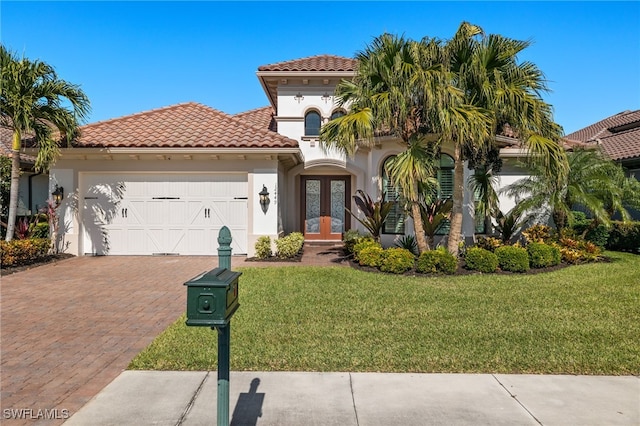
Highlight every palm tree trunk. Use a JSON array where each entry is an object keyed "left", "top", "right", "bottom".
[
  {"left": 412, "top": 201, "right": 428, "bottom": 253},
  {"left": 447, "top": 144, "right": 465, "bottom": 256},
  {"left": 5, "top": 131, "right": 22, "bottom": 242}
]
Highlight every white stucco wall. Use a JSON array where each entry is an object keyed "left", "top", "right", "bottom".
[{"left": 51, "top": 157, "right": 279, "bottom": 257}]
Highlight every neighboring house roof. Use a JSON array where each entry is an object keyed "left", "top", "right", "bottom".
[
  {"left": 234, "top": 106, "right": 277, "bottom": 133},
  {"left": 0, "top": 127, "right": 36, "bottom": 164},
  {"left": 74, "top": 102, "right": 298, "bottom": 148},
  {"left": 257, "top": 54, "right": 356, "bottom": 72},
  {"left": 564, "top": 110, "right": 640, "bottom": 162}
]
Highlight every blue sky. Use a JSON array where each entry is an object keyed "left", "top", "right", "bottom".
[{"left": 2, "top": 1, "right": 639, "bottom": 134}]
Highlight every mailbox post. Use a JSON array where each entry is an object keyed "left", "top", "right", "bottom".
[{"left": 184, "top": 226, "right": 240, "bottom": 426}]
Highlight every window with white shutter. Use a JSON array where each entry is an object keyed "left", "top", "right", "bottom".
[{"left": 382, "top": 156, "right": 405, "bottom": 234}]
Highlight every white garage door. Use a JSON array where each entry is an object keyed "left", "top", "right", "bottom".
[{"left": 82, "top": 173, "right": 248, "bottom": 255}]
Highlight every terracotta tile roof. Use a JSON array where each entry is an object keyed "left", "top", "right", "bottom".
[
  {"left": 74, "top": 102, "right": 297, "bottom": 149},
  {"left": 258, "top": 55, "right": 356, "bottom": 72},
  {"left": 234, "top": 106, "right": 277, "bottom": 133},
  {"left": 0, "top": 127, "right": 36, "bottom": 164},
  {"left": 564, "top": 110, "right": 640, "bottom": 161}
]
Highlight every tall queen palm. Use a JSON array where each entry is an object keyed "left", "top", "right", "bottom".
[{"left": 1, "top": 45, "right": 90, "bottom": 241}]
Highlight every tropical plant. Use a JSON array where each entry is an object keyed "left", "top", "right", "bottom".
[
  {"left": 346, "top": 190, "right": 393, "bottom": 242},
  {"left": 394, "top": 234, "right": 418, "bottom": 256},
  {"left": 502, "top": 148, "right": 636, "bottom": 230},
  {"left": 494, "top": 208, "right": 525, "bottom": 243},
  {"left": 443, "top": 22, "right": 567, "bottom": 256},
  {"left": 468, "top": 165, "right": 500, "bottom": 233},
  {"left": 1, "top": 45, "right": 90, "bottom": 241},
  {"left": 319, "top": 32, "right": 488, "bottom": 254},
  {"left": 420, "top": 198, "right": 453, "bottom": 249}
]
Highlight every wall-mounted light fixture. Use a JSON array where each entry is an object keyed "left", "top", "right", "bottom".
[
  {"left": 52, "top": 185, "right": 64, "bottom": 207},
  {"left": 259, "top": 185, "right": 270, "bottom": 214},
  {"left": 294, "top": 92, "right": 304, "bottom": 103}
]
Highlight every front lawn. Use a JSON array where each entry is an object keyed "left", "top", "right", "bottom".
[{"left": 129, "top": 251, "right": 640, "bottom": 374}]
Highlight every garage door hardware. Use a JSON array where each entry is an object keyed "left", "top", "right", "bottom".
[
  {"left": 121, "top": 208, "right": 128, "bottom": 218},
  {"left": 204, "top": 208, "right": 211, "bottom": 218},
  {"left": 152, "top": 196, "right": 180, "bottom": 200},
  {"left": 84, "top": 196, "right": 98, "bottom": 200},
  {"left": 233, "top": 197, "right": 248, "bottom": 200}
]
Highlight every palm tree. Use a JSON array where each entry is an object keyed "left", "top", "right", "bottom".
[
  {"left": 320, "top": 34, "right": 435, "bottom": 253},
  {"left": 502, "top": 148, "right": 633, "bottom": 229},
  {"left": 442, "top": 23, "right": 567, "bottom": 255},
  {"left": 0, "top": 45, "right": 90, "bottom": 241},
  {"left": 320, "top": 33, "right": 490, "bottom": 253}
]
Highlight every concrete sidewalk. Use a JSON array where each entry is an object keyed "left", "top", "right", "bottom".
[{"left": 64, "top": 371, "right": 639, "bottom": 426}]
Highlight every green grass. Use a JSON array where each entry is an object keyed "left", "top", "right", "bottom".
[{"left": 129, "top": 252, "right": 640, "bottom": 374}]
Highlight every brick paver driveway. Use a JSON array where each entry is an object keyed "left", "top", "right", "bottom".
[{"left": 1, "top": 256, "right": 219, "bottom": 425}]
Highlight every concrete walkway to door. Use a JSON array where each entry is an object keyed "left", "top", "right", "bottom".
[{"left": 0, "top": 247, "right": 347, "bottom": 425}]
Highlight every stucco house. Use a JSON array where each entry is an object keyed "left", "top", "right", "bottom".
[
  {"left": 19, "top": 55, "right": 636, "bottom": 257},
  {"left": 39, "top": 55, "right": 504, "bottom": 256}
]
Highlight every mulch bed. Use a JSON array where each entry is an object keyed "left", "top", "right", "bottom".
[{"left": 0, "top": 253, "right": 75, "bottom": 276}]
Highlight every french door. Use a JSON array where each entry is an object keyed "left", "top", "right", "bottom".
[{"left": 302, "top": 176, "right": 350, "bottom": 240}]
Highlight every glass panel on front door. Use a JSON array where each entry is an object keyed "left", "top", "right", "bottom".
[
  {"left": 330, "top": 180, "right": 345, "bottom": 234},
  {"left": 305, "top": 179, "right": 321, "bottom": 233},
  {"left": 303, "top": 176, "right": 348, "bottom": 240}
]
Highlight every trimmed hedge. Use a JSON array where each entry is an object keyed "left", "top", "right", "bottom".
[
  {"left": 607, "top": 221, "right": 640, "bottom": 253},
  {"left": 353, "top": 238, "right": 379, "bottom": 262},
  {"left": 275, "top": 232, "right": 304, "bottom": 259},
  {"left": 465, "top": 247, "right": 498, "bottom": 273},
  {"left": 380, "top": 248, "right": 415, "bottom": 274},
  {"left": 495, "top": 245, "right": 530, "bottom": 273},
  {"left": 254, "top": 236, "right": 272, "bottom": 259},
  {"left": 527, "top": 242, "right": 561, "bottom": 268},
  {"left": 358, "top": 245, "right": 384, "bottom": 268},
  {"left": 343, "top": 229, "right": 368, "bottom": 255},
  {"left": 416, "top": 248, "right": 458, "bottom": 275},
  {"left": 1, "top": 238, "right": 51, "bottom": 268}
]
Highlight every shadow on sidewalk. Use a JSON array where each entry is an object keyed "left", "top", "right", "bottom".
[{"left": 230, "top": 378, "right": 265, "bottom": 426}]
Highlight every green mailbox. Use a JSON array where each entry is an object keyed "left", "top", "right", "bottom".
[{"left": 184, "top": 267, "right": 241, "bottom": 327}]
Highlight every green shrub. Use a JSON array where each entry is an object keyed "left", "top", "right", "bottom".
[
  {"left": 254, "top": 236, "right": 272, "bottom": 259},
  {"left": 495, "top": 245, "right": 530, "bottom": 272},
  {"left": 474, "top": 236, "right": 503, "bottom": 252},
  {"left": 416, "top": 247, "right": 457, "bottom": 275},
  {"left": 275, "top": 232, "right": 304, "bottom": 259},
  {"left": 0, "top": 238, "right": 51, "bottom": 268},
  {"left": 31, "top": 222, "right": 50, "bottom": 239},
  {"left": 358, "top": 245, "right": 384, "bottom": 268},
  {"left": 343, "top": 229, "right": 368, "bottom": 255},
  {"left": 465, "top": 247, "right": 498, "bottom": 273},
  {"left": 571, "top": 212, "right": 610, "bottom": 248},
  {"left": 352, "top": 238, "right": 378, "bottom": 262},
  {"left": 607, "top": 221, "right": 640, "bottom": 253},
  {"left": 380, "top": 248, "right": 415, "bottom": 274},
  {"left": 527, "top": 242, "right": 561, "bottom": 268}
]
